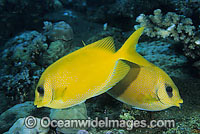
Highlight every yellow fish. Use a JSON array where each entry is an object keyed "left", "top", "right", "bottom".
[
  {"left": 108, "top": 30, "right": 183, "bottom": 111},
  {"left": 34, "top": 28, "right": 145, "bottom": 109}
]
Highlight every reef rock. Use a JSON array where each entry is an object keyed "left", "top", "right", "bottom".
[
  {"left": 4, "top": 118, "right": 49, "bottom": 134},
  {"left": 2, "top": 31, "right": 47, "bottom": 63},
  {"left": 43, "top": 21, "right": 73, "bottom": 42},
  {"left": 2, "top": 21, "right": 73, "bottom": 66},
  {"left": 50, "top": 102, "right": 88, "bottom": 134},
  {"left": 0, "top": 21, "right": 73, "bottom": 106},
  {"left": 137, "top": 41, "right": 188, "bottom": 78},
  {"left": 0, "top": 101, "right": 50, "bottom": 133}
]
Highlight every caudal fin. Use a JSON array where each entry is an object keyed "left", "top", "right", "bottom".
[{"left": 116, "top": 27, "right": 151, "bottom": 66}]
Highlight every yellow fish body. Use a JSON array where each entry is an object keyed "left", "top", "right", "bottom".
[
  {"left": 108, "top": 30, "right": 183, "bottom": 111},
  {"left": 34, "top": 28, "right": 145, "bottom": 109}
]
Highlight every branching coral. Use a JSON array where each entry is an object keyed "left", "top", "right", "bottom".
[{"left": 135, "top": 9, "right": 200, "bottom": 61}]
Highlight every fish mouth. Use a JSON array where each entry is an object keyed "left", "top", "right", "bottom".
[
  {"left": 175, "top": 103, "right": 181, "bottom": 108},
  {"left": 34, "top": 98, "right": 42, "bottom": 107},
  {"left": 157, "top": 96, "right": 184, "bottom": 108},
  {"left": 175, "top": 99, "right": 183, "bottom": 108},
  {"left": 155, "top": 88, "right": 183, "bottom": 108}
]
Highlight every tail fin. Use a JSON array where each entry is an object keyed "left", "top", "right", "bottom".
[{"left": 116, "top": 27, "right": 151, "bottom": 66}]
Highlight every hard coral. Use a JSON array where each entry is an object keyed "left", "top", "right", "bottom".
[
  {"left": 135, "top": 9, "right": 200, "bottom": 61},
  {"left": 135, "top": 9, "right": 195, "bottom": 43}
]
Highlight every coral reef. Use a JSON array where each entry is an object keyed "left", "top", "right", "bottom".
[
  {"left": 135, "top": 9, "right": 200, "bottom": 61},
  {"left": 2, "top": 31, "right": 47, "bottom": 63},
  {"left": 2, "top": 21, "right": 73, "bottom": 66},
  {"left": 1, "top": 101, "right": 89, "bottom": 133},
  {"left": 163, "top": 114, "right": 200, "bottom": 134},
  {"left": 0, "top": 64, "right": 42, "bottom": 105},
  {"left": 0, "top": 0, "right": 199, "bottom": 134},
  {"left": 135, "top": 9, "right": 195, "bottom": 43},
  {"left": 4, "top": 117, "right": 49, "bottom": 134},
  {"left": 0, "top": 21, "right": 73, "bottom": 106}
]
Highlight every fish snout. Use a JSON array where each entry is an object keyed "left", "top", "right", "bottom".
[{"left": 175, "top": 99, "right": 183, "bottom": 108}]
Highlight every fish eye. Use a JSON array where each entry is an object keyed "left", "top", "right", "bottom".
[
  {"left": 37, "top": 87, "right": 44, "bottom": 95},
  {"left": 165, "top": 86, "right": 173, "bottom": 98}
]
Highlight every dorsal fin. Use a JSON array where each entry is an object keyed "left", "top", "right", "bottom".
[
  {"left": 86, "top": 37, "right": 116, "bottom": 53},
  {"left": 82, "top": 40, "right": 86, "bottom": 46},
  {"left": 115, "top": 27, "right": 152, "bottom": 66},
  {"left": 118, "top": 27, "right": 144, "bottom": 54}
]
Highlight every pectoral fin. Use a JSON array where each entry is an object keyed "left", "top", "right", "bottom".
[{"left": 94, "top": 59, "right": 131, "bottom": 96}]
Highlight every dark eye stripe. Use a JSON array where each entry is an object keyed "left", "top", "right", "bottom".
[
  {"left": 37, "top": 87, "right": 44, "bottom": 95},
  {"left": 166, "top": 86, "right": 173, "bottom": 92},
  {"left": 165, "top": 86, "right": 173, "bottom": 98}
]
